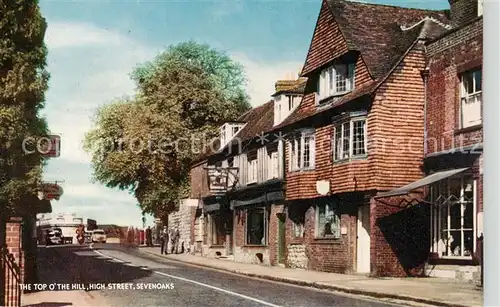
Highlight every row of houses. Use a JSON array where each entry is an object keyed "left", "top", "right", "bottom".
[{"left": 169, "top": 0, "right": 484, "bottom": 283}]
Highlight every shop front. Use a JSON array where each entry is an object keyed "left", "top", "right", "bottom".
[
  {"left": 374, "top": 149, "right": 483, "bottom": 282},
  {"left": 229, "top": 179, "right": 285, "bottom": 266},
  {"left": 201, "top": 195, "right": 233, "bottom": 258}
]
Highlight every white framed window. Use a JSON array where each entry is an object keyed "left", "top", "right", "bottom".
[
  {"left": 315, "top": 202, "right": 341, "bottom": 239},
  {"left": 293, "top": 222, "right": 304, "bottom": 238},
  {"left": 478, "top": 0, "right": 483, "bottom": 16},
  {"left": 232, "top": 126, "right": 240, "bottom": 135},
  {"left": 289, "top": 129, "right": 315, "bottom": 171},
  {"left": 333, "top": 116, "right": 367, "bottom": 161},
  {"left": 247, "top": 151, "right": 258, "bottom": 184},
  {"left": 268, "top": 150, "right": 279, "bottom": 180},
  {"left": 429, "top": 174, "right": 475, "bottom": 259},
  {"left": 245, "top": 207, "right": 267, "bottom": 245},
  {"left": 460, "top": 69, "right": 482, "bottom": 128},
  {"left": 287, "top": 95, "right": 295, "bottom": 111},
  {"left": 317, "top": 63, "right": 355, "bottom": 102}
]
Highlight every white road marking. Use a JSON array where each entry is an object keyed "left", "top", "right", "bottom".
[
  {"left": 90, "top": 245, "right": 281, "bottom": 307},
  {"left": 152, "top": 269, "right": 282, "bottom": 307}
]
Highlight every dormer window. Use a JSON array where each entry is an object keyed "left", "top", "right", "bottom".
[
  {"left": 220, "top": 122, "right": 246, "bottom": 147},
  {"left": 317, "top": 63, "right": 355, "bottom": 103},
  {"left": 478, "top": 0, "right": 483, "bottom": 16},
  {"left": 274, "top": 94, "right": 301, "bottom": 126}
]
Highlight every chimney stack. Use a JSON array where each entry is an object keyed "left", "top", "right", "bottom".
[{"left": 448, "top": 0, "right": 481, "bottom": 28}]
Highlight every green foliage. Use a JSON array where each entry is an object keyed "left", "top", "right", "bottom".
[
  {"left": 85, "top": 41, "right": 251, "bottom": 216},
  {"left": 0, "top": 0, "right": 50, "bottom": 216}
]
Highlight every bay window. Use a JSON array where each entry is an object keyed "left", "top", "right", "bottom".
[
  {"left": 289, "top": 129, "right": 315, "bottom": 171},
  {"left": 460, "top": 69, "right": 482, "bottom": 128},
  {"left": 315, "top": 201, "right": 341, "bottom": 239},
  {"left": 429, "top": 174, "right": 476, "bottom": 258},
  {"left": 317, "top": 63, "right": 355, "bottom": 102},
  {"left": 333, "top": 115, "right": 367, "bottom": 161},
  {"left": 246, "top": 207, "right": 267, "bottom": 245}
]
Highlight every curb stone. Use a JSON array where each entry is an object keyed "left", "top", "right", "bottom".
[{"left": 139, "top": 250, "right": 473, "bottom": 307}]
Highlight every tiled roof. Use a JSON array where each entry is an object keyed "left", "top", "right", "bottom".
[
  {"left": 320, "top": 0, "right": 450, "bottom": 79},
  {"left": 192, "top": 100, "right": 274, "bottom": 163},
  {"left": 274, "top": 1, "right": 451, "bottom": 132},
  {"left": 223, "top": 100, "right": 274, "bottom": 150},
  {"left": 272, "top": 80, "right": 378, "bottom": 132}
]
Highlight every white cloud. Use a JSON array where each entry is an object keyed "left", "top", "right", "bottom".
[
  {"left": 44, "top": 22, "right": 157, "bottom": 164},
  {"left": 45, "top": 22, "right": 128, "bottom": 49},
  {"left": 231, "top": 52, "right": 303, "bottom": 107},
  {"left": 63, "top": 183, "right": 136, "bottom": 203}
]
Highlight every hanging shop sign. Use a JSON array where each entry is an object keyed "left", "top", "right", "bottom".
[{"left": 40, "top": 183, "right": 64, "bottom": 201}]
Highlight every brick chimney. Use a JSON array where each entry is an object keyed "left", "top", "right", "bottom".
[{"left": 448, "top": 0, "right": 481, "bottom": 28}]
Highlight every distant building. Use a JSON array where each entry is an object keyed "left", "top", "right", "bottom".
[{"left": 36, "top": 212, "right": 84, "bottom": 244}]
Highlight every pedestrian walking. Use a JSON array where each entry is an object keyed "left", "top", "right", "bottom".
[{"left": 160, "top": 226, "right": 168, "bottom": 254}]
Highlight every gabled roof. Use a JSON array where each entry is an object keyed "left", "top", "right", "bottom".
[
  {"left": 274, "top": 13, "right": 450, "bottom": 131},
  {"left": 301, "top": 0, "right": 450, "bottom": 79}
]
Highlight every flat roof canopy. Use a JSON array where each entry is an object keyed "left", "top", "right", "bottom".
[{"left": 374, "top": 167, "right": 469, "bottom": 199}]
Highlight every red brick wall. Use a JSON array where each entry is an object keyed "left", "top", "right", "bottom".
[
  {"left": 234, "top": 210, "right": 245, "bottom": 247},
  {"left": 189, "top": 161, "right": 210, "bottom": 199},
  {"left": 233, "top": 207, "right": 270, "bottom": 264},
  {"left": 4, "top": 218, "right": 24, "bottom": 306},
  {"left": 449, "top": 0, "right": 480, "bottom": 28},
  {"left": 370, "top": 196, "right": 429, "bottom": 277},
  {"left": 268, "top": 205, "right": 284, "bottom": 266},
  {"left": 426, "top": 19, "right": 482, "bottom": 155},
  {"left": 285, "top": 201, "right": 357, "bottom": 274}
]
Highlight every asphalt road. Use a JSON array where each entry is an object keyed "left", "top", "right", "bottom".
[{"left": 35, "top": 244, "right": 407, "bottom": 307}]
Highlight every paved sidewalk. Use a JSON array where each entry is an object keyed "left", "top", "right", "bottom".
[
  {"left": 22, "top": 290, "right": 109, "bottom": 307},
  {"left": 139, "top": 247, "right": 483, "bottom": 307}
]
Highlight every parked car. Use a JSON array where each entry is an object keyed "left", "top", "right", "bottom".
[
  {"left": 46, "top": 229, "right": 63, "bottom": 245},
  {"left": 91, "top": 229, "right": 107, "bottom": 243}
]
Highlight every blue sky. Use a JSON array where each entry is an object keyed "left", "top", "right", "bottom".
[{"left": 38, "top": 0, "right": 449, "bottom": 227}]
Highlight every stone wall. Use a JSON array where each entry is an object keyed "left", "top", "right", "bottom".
[
  {"left": 167, "top": 199, "right": 197, "bottom": 253},
  {"left": 286, "top": 244, "right": 307, "bottom": 269},
  {"left": 233, "top": 246, "right": 270, "bottom": 265}
]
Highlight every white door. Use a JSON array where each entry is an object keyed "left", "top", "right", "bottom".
[{"left": 357, "top": 205, "right": 371, "bottom": 273}]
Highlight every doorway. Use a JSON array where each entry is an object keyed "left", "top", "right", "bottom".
[
  {"left": 277, "top": 213, "right": 286, "bottom": 264},
  {"left": 357, "top": 204, "right": 371, "bottom": 273}
]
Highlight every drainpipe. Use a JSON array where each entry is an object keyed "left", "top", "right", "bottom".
[{"left": 422, "top": 68, "right": 430, "bottom": 157}]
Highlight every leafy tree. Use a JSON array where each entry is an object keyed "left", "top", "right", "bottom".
[
  {"left": 84, "top": 41, "right": 251, "bottom": 218},
  {"left": 0, "top": 0, "right": 50, "bottom": 217}
]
